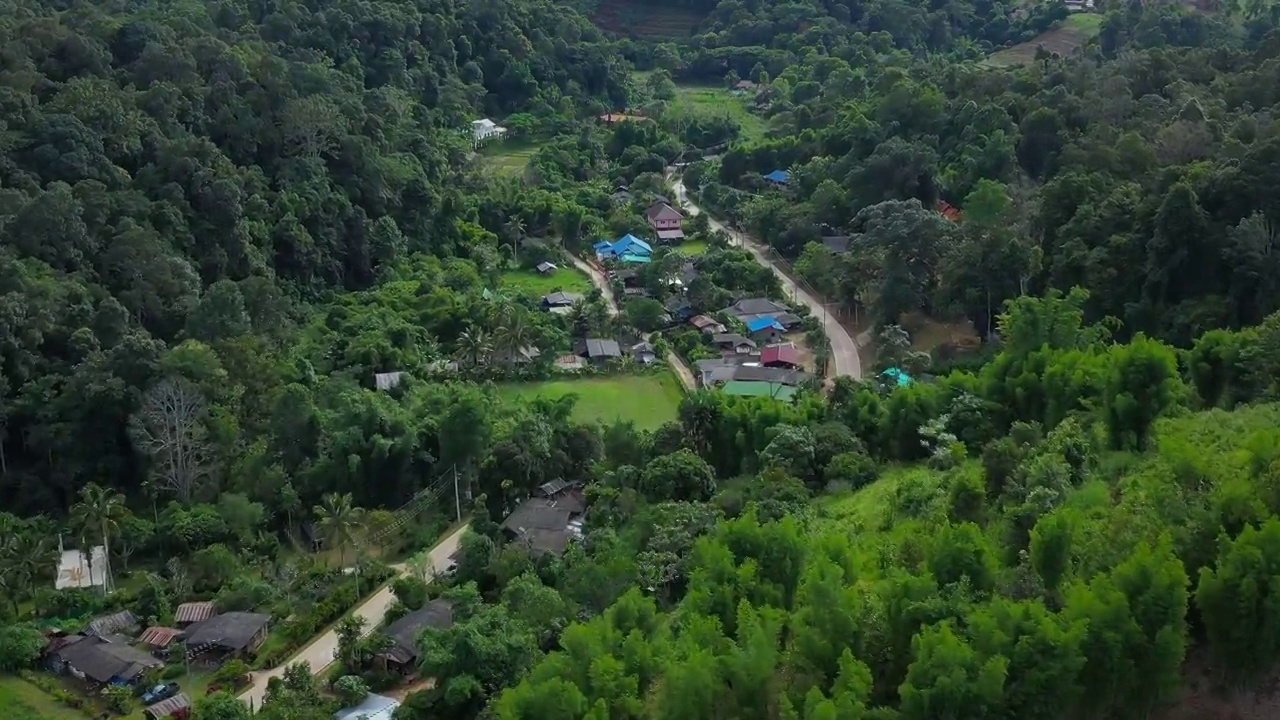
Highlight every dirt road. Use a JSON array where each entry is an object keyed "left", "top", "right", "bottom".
[
  {"left": 570, "top": 253, "right": 697, "bottom": 392},
  {"left": 238, "top": 523, "right": 469, "bottom": 709},
  {"left": 671, "top": 178, "right": 864, "bottom": 380}
]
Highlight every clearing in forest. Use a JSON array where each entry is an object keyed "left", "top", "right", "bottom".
[
  {"left": 0, "top": 677, "right": 86, "bottom": 720},
  {"left": 478, "top": 138, "right": 541, "bottom": 176},
  {"left": 592, "top": 0, "right": 705, "bottom": 38},
  {"left": 501, "top": 267, "right": 594, "bottom": 296},
  {"left": 499, "top": 373, "right": 685, "bottom": 430},
  {"left": 666, "top": 83, "right": 768, "bottom": 143},
  {"left": 984, "top": 14, "right": 1104, "bottom": 67}
]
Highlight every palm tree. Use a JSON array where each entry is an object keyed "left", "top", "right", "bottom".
[
  {"left": 71, "top": 483, "right": 128, "bottom": 594},
  {"left": 454, "top": 328, "right": 493, "bottom": 369},
  {"left": 498, "top": 316, "right": 534, "bottom": 366},
  {"left": 313, "top": 493, "right": 365, "bottom": 568}
]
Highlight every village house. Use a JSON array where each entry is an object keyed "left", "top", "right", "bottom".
[
  {"left": 689, "top": 314, "right": 727, "bottom": 334},
  {"left": 47, "top": 634, "right": 163, "bottom": 686},
  {"left": 594, "top": 234, "right": 653, "bottom": 264},
  {"left": 378, "top": 599, "right": 455, "bottom": 674},
  {"left": 630, "top": 341, "right": 657, "bottom": 365},
  {"left": 542, "top": 291, "right": 583, "bottom": 313},
  {"left": 761, "top": 343, "right": 803, "bottom": 370},
  {"left": 763, "top": 169, "right": 790, "bottom": 188},
  {"left": 500, "top": 481, "right": 587, "bottom": 557},
  {"left": 713, "top": 333, "right": 758, "bottom": 355},
  {"left": 722, "top": 297, "right": 790, "bottom": 318},
  {"left": 579, "top": 338, "right": 622, "bottom": 364},
  {"left": 184, "top": 611, "right": 271, "bottom": 660},
  {"left": 746, "top": 316, "right": 786, "bottom": 344},
  {"left": 470, "top": 118, "right": 507, "bottom": 146},
  {"left": 535, "top": 261, "right": 557, "bottom": 274},
  {"left": 645, "top": 202, "right": 685, "bottom": 243},
  {"left": 734, "top": 79, "right": 757, "bottom": 92}
]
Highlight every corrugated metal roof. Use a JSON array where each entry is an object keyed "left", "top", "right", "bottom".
[
  {"left": 146, "top": 694, "right": 191, "bottom": 719},
  {"left": 174, "top": 602, "right": 216, "bottom": 625},
  {"left": 138, "top": 627, "right": 183, "bottom": 648}
]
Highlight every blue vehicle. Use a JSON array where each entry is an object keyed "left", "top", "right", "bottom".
[{"left": 142, "top": 682, "right": 180, "bottom": 705}]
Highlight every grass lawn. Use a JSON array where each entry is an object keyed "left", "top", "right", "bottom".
[
  {"left": 498, "top": 373, "right": 685, "bottom": 430},
  {"left": 0, "top": 676, "right": 87, "bottom": 720},
  {"left": 676, "top": 239, "right": 709, "bottom": 256},
  {"left": 478, "top": 138, "right": 541, "bottom": 176},
  {"left": 501, "top": 267, "right": 593, "bottom": 296}
]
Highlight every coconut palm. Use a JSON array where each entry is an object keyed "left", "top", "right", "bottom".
[
  {"left": 313, "top": 492, "right": 365, "bottom": 568},
  {"left": 497, "top": 316, "right": 535, "bottom": 366},
  {"left": 454, "top": 327, "right": 493, "bottom": 369},
  {"left": 70, "top": 483, "right": 128, "bottom": 594}
]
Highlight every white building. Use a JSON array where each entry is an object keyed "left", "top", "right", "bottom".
[{"left": 471, "top": 118, "right": 507, "bottom": 146}]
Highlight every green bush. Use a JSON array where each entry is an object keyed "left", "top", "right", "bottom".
[{"left": 160, "top": 664, "right": 186, "bottom": 680}]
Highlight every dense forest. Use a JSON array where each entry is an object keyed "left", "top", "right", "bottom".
[{"left": 7, "top": 0, "right": 1280, "bottom": 719}]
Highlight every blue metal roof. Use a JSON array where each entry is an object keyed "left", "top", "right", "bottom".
[
  {"left": 764, "top": 169, "right": 790, "bottom": 183},
  {"left": 615, "top": 233, "right": 652, "bottom": 254},
  {"left": 593, "top": 240, "right": 614, "bottom": 252},
  {"left": 746, "top": 316, "right": 784, "bottom": 332}
]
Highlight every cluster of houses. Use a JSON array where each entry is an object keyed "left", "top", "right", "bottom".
[
  {"left": 43, "top": 603, "right": 271, "bottom": 718},
  {"left": 591, "top": 199, "right": 687, "bottom": 266},
  {"left": 676, "top": 297, "right": 815, "bottom": 400}
]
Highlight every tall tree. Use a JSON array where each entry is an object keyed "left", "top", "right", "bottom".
[
  {"left": 70, "top": 483, "right": 128, "bottom": 594},
  {"left": 314, "top": 492, "right": 365, "bottom": 568},
  {"left": 130, "top": 377, "right": 215, "bottom": 503}
]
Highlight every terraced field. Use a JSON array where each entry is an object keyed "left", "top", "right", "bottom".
[
  {"left": 592, "top": 0, "right": 705, "bottom": 38},
  {"left": 985, "top": 14, "right": 1103, "bottom": 67}
]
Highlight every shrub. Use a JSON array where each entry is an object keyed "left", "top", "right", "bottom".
[
  {"left": 213, "top": 659, "right": 250, "bottom": 687},
  {"left": 160, "top": 664, "right": 186, "bottom": 680}
]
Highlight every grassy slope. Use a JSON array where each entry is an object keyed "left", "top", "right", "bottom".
[
  {"left": 0, "top": 677, "right": 87, "bottom": 720},
  {"left": 670, "top": 84, "right": 768, "bottom": 143},
  {"left": 499, "top": 373, "right": 685, "bottom": 430}
]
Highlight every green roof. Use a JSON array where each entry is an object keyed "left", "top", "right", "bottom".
[{"left": 720, "top": 381, "right": 797, "bottom": 400}]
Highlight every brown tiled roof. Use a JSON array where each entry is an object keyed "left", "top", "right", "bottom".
[{"left": 174, "top": 602, "right": 216, "bottom": 624}]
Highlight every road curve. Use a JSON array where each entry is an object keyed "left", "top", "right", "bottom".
[
  {"left": 238, "top": 523, "right": 470, "bottom": 709},
  {"left": 671, "top": 178, "right": 864, "bottom": 381}
]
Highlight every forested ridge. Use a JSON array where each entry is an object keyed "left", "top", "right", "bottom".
[{"left": 8, "top": 0, "right": 1280, "bottom": 719}]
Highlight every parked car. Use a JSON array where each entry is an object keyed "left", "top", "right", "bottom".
[{"left": 142, "top": 682, "right": 180, "bottom": 705}]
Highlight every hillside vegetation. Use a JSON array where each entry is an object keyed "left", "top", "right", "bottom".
[{"left": 7, "top": 0, "right": 1280, "bottom": 720}]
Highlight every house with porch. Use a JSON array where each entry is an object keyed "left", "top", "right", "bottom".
[
  {"left": 47, "top": 634, "right": 163, "bottom": 686},
  {"left": 184, "top": 612, "right": 271, "bottom": 660},
  {"left": 646, "top": 202, "right": 684, "bottom": 243}
]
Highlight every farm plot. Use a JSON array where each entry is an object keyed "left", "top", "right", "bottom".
[{"left": 499, "top": 373, "right": 685, "bottom": 430}]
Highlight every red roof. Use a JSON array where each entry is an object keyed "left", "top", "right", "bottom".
[
  {"left": 761, "top": 343, "right": 802, "bottom": 367},
  {"left": 138, "top": 627, "right": 183, "bottom": 648},
  {"left": 174, "top": 602, "right": 216, "bottom": 624},
  {"left": 938, "top": 200, "right": 962, "bottom": 222}
]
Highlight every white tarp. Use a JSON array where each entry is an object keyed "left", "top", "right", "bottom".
[{"left": 56, "top": 546, "right": 107, "bottom": 589}]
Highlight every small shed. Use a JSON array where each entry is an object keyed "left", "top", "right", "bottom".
[
  {"left": 631, "top": 342, "right": 657, "bottom": 365},
  {"left": 536, "top": 261, "right": 557, "bottom": 274},
  {"left": 763, "top": 169, "right": 790, "bottom": 186},
  {"left": 374, "top": 372, "right": 405, "bottom": 391}
]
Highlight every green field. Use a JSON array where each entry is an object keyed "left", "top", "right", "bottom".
[
  {"left": 501, "top": 267, "right": 593, "bottom": 296},
  {"left": 985, "top": 13, "right": 1103, "bottom": 67},
  {"left": 499, "top": 373, "right": 685, "bottom": 430},
  {"left": 0, "top": 677, "right": 86, "bottom": 720},
  {"left": 479, "top": 138, "right": 542, "bottom": 176},
  {"left": 664, "top": 82, "right": 768, "bottom": 143}
]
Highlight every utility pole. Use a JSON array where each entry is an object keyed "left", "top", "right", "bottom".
[{"left": 453, "top": 465, "right": 462, "bottom": 523}]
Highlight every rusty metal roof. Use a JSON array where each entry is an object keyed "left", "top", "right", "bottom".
[
  {"left": 174, "top": 601, "right": 216, "bottom": 624},
  {"left": 138, "top": 627, "right": 183, "bottom": 648}
]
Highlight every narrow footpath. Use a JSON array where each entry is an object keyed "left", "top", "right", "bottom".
[
  {"left": 670, "top": 177, "right": 865, "bottom": 380},
  {"left": 568, "top": 254, "right": 697, "bottom": 391},
  {"left": 238, "top": 524, "right": 469, "bottom": 709}
]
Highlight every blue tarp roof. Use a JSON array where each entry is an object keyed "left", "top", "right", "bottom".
[
  {"left": 746, "top": 316, "right": 785, "bottom": 332},
  {"left": 764, "top": 169, "right": 790, "bottom": 183},
  {"left": 593, "top": 240, "right": 614, "bottom": 252},
  {"left": 882, "top": 367, "right": 912, "bottom": 386}
]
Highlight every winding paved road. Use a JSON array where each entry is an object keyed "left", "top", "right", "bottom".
[
  {"left": 671, "top": 177, "right": 864, "bottom": 380},
  {"left": 238, "top": 524, "right": 469, "bottom": 709}
]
